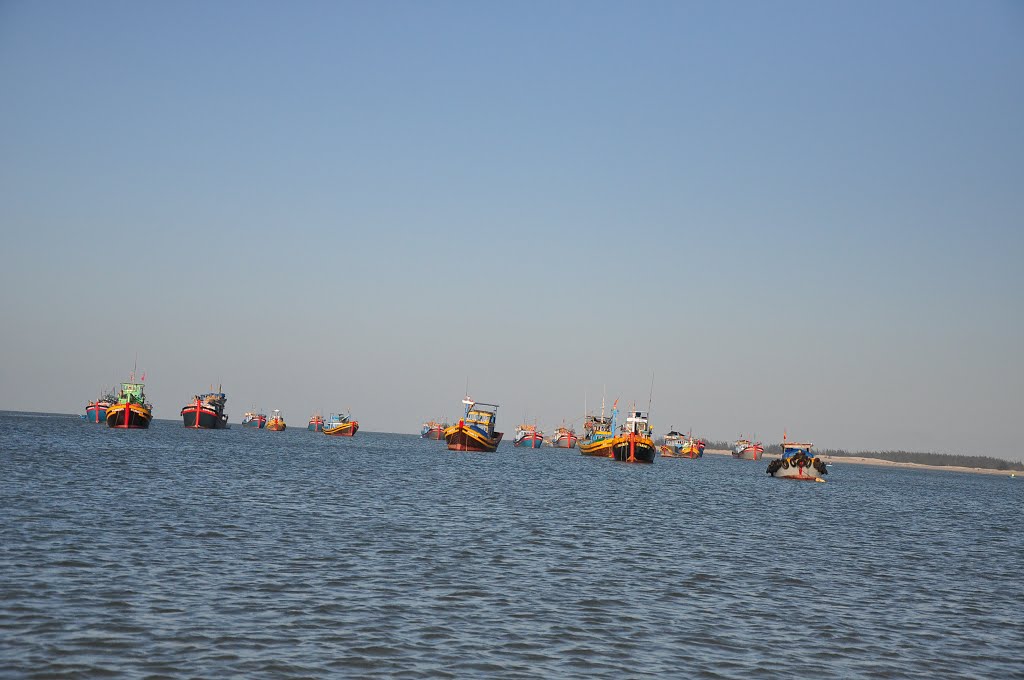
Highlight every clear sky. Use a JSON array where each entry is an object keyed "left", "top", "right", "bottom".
[{"left": 1, "top": 1, "right": 1022, "bottom": 458}]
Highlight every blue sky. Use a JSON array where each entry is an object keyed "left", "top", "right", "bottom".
[{"left": 1, "top": 1, "right": 1022, "bottom": 457}]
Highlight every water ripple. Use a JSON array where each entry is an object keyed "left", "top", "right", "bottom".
[{"left": 1, "top": 413, "right": 1022, "bottom": 678}]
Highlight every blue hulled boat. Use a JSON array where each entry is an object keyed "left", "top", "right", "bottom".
[
  {"left": 513, "top": 424, "right": 544, "bottom": 448},
  {"left": 241, "top": 411, "right": 267, "bottom": 428},
  {"left": 83, "top": 390, "right": 116, "bottom": 423}
]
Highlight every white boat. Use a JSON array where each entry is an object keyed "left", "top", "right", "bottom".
[
  {"left": 733, "top": 438, "right": 764, "bottom": 460},
  {"left": 767, "top": 436, "right": 827, "bottom": 481}
]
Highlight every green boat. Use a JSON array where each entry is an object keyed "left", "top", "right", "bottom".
[{"left": 106, "top": 375, "right": 153, "bottom": 429}]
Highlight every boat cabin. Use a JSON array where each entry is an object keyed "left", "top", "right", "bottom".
[
  {"left": 782, "top": 442, "right": 814, "bottom": 458},
  {"left": 625, "top": 410, "right": 652, "bottom": 437},
  {"left": 584, "top": 415, "right": 613, "bottom": 441},
  {"left": 462, "top": 399, "right": 499, "bottom": 436},
  {"left": 118, "top": 382, "right": 146, "bottom": 404}
]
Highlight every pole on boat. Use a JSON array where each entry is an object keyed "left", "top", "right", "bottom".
[{"left": 647, "top": 370, "right": 655, "bottom": 428}]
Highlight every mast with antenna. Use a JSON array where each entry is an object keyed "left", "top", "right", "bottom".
[{"left": 647, "top": 371, "right": 655, "bottom": 420}]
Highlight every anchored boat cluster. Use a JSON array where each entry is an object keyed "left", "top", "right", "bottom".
[
  {"left": 420, "top": 395, "right": 827, "bottom": 480},
  {"left": 82, "top": 373, "right": 359, "bottom": 437},
  {"left": 84, "top": 378, "right": 827, "bottom": 479}
]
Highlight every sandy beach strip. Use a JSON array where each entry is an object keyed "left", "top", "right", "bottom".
[{"left": 703, "top": 448, "right": 1019, "bottom": 477}]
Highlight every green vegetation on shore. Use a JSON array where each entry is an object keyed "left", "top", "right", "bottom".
[
  {"left": 771, "top": 444, "right": 1021, "bottom": 471},
  {"left": 817, "top": 449, "right": 1022, "bottom": 471}
]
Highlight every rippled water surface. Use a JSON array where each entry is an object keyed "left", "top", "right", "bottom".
[{"left": 2, "top": 412, "right": 1022, "bottom": 678}]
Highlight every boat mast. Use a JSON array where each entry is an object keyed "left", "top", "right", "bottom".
[{"left": 647, "top": 371, "right": 655, "bottom": 422}]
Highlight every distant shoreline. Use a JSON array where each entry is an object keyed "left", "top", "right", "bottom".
[{"left": 705, "top": 449, "right": 1018, "bottom": 477}]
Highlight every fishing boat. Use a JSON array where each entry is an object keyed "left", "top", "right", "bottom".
[
  {"left": 610, "top": 410, "right": 657, "bottom": 463},
  {"left": 766, "top": 434, "right": 827, "bottom": 481},
  {"left": 659, "top": 428, "right": 685, "bottom": 457},
  {"left": 733, "top": 437, "right": 764, "bottom": 460},
  {"left": 323, "top": 412, "right": 358, "bottom": 436},
  {"left": 83, "top": 390, "right": 116, "bottom": 423},
  {"left": 241, "top": 411, "right": 267, "bottom": 428},
  {"left": 579, "top": 401, "right": 617, "bottom": 458},
  {"left": 680, "top": 433, "right": 705, "bottom": 459},
  {"left": 106, "top": 375, "right": 153, "bottom": 429},
  {"left": 513, "top": 423, "right": 544, "bottom": 448},
  {"left": 266, "top": 410, "right": 286, "bottom": 431},
  {"left": 180, "top": 388, "right": 229, "bottom": 429},
  {"left": 444, "top": 396, "right": 503, "bottom": 452},
  {"left": 550, "top": 424, "right": 578, "bottom": 449},
  {"left": 308, "top": 413, "right": 325, "bottom": 432},
  {"left": 420, "top": 420, "right": 448, "bottom": 439}
]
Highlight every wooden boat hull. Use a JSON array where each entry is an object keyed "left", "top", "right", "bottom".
[
  {"left": 106, "top": 403, "right": 152, "bottom": 429},
  {"left": 85, "top": 403, "right": 110, "bottom": 423},
  {"left": 582, "top": 435, "right": 655, "bottom": 463},
  {"left": 421, "top": 428, "right": 445, "bottom": 440},
  {"left": 324, "top": 421, "right": 358, "bottom": 436},
  {"left": 733, "top": 448, "right": 762, "bottom": 460},
  {"left": 266, "top": 421, "right": 286, "bottom": 431},
  {"left": 767, "top": 455, "right": 827, "bottom": 481},
  {"left": 308, "top": 422, "right": 324, "bottom": 432},
  {"left": 514, "top": 434, "right": 544, "bottom": 448},
  {"left": 551, "top": 434, "right": 578, "bottom": 448},
  {"left": 445, "top": 423, "right": 503, "bottom": 452},
  {"left": 241, "top": 418, "right": 266, "bottom": 428},
  {"left": 680, "top": 444, "right": 703, "bottom": 458},
  {"left": 611, "top": 435, "right": 656, "bottom": 463},
  {"left": 579, "top": 438, "right": 615, "bottom": 457},
  {"left": 181, "top": 403, "right": 228, "bottom": 429}
]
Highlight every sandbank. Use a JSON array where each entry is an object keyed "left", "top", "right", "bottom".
[{"left": 703, "top": 448, "right": 1017, "bottom": 477}]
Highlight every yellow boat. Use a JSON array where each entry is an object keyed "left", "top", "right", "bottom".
[
  {"left": 579, "top": 411, "right": 615, "bottom": 457},
  {"left": 680, "top": 435, "right": 705, "bottom": 458},
  {"left": 323, "top": 412, "right": 359, "bottom": 436},
  {"left": 266, "top": 409, "right": 286, "bottom": 431}
]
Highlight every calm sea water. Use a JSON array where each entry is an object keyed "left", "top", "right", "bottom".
[{"left": 1, "top": 412, "right": 1021, "bottom": 679}]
